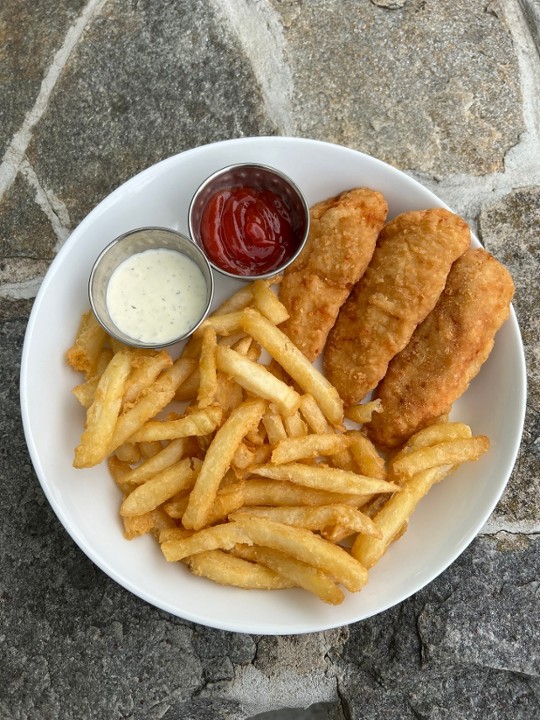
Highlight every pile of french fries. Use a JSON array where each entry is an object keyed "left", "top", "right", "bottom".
[{"left": 66, "top": 278, "right": 490, "bottom": 605}]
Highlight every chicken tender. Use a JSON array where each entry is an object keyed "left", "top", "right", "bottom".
[
  {"left": 324, "top": 208, "right": 471, "bottom": 404},
  {"left": 366, "top": 248, "right": 515, "bottom": 449},
  {"left": 278, "top": 188, "right": 388, "bottom": 361}
]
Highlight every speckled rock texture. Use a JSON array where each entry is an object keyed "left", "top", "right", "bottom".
[{"left": 1, "top": 0, "right": 539, "bottom": 718}]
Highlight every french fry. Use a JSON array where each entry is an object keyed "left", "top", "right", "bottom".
[
  {"left": 351, "top": 464, "right": 453, "bottom": 568},
  {"left": 391, "top": 436, "right": 490, "bottom": 480},
  {"left": 186, "top": 549, "right": 294, "bottom": 590},
  {"left": 299, "top": 393, "right": 331, "bottom": 434},
  {"left": 74, "top": 351, "right": 132, "bottom": 468},
  {"left": 348, "top": 431, "right": 385, "bottom": 480},
  {"left": 231, "top": 515, "right": 368, "bottom": 593},
  {"left": 182, "top": 399, "right": 267, "bottom": 530},
  {"left": 120, "top": 457, "right": 201, "bottom": 517},
  {"left": 271, "top": 433, "right": 352, "bottom": 465},
  {"left": 115, "top": 442, "right": 141, "bottom": 464},
  {"left": 174, "top": 367, "right": 200, "bottom": 402},
  {"left": 216, "top": 345, "right": 300, "bottom": 417},
  {"left": 236, "top": 479, "right": 369, "bottom": 507},
  {"left": 118, "top": 437, "right": 194, "bottom": 488},
  {"left": 71, "top": 348, "right": 114, "bottom": 407},
  {"left": 262, "top": 412, "right": 288, "bottom": 445},
  {"left": 122, "top": 350, "right": 173, "bottom": 408},
  {"left": 138, "top": 441, "right": 162, "bottom": 459},
  {"left": 252, "top": 279, "right": 290, "bottom": 325},
  {"left": 250, "top": 463, "right": 400, "bottom": 496},
  {"left": 400, "top": 421, "right": 472, "bottom": 451},
  {"left": 344, "top": 399, "right": 383, "bottom": 425},
  {"left": 233, "top": 504, "right": 381, "bottom": 538},
  {"left": 108, "top": 358, "right": 196, "bottom": 454},
  {"left": 234, "top": 545, "right": 343, "bottom": 604},
  {"left": 66, "top": 310, "right": 107, "bottom": 377},
  {"left": 241, "top": 309, "right": 343, "bottom": 425},
  {"left": 197, "top": 328, "right": 218, "bottom": 408},
  {"left": 196, "top": 311, "right": 244, "bottom": 337},
  {"left": 160, "top": 523, "right": 252, "bottom": 561},
  {"left": 128, "top": 405, "right": 223, "bottom": 443},
  {"left": 282, "top": 410, "right": 307, "bottom": 438}
]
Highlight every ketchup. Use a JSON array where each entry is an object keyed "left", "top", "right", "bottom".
[{"left": 200, "top": 186, "right": 298, "bottom": 276}]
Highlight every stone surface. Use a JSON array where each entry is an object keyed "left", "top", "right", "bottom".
[
  {"left": 278, "top": 0, "right": 523, "bottom": 176},
  {"left": 1, "top": 0, "right": 539, "bottom": 718},
  {"left": 479, "top": 186, "right": 540, "bottom": 531}
]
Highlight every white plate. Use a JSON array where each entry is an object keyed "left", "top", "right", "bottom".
[{"left": 20, "top": 137, "right": 526, "bottom": 634}]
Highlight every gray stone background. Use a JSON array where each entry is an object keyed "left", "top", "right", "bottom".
[{"left": 1, "top": 0, "right": 539, "bottom": 718}]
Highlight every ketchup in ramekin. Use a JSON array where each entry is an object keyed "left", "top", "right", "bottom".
[
  {"left": 189, "top": 164, "right": 310, "bottom": 280},
  {"left": 200, "top": 186, "right": 297, "bottom": 276}
]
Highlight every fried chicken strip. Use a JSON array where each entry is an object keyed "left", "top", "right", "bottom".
[
  {"left": 278, "top": 188, "right": 388, "bottom": 361},
  {"left": 324, "top": 208, "right": 471, "bottom": 404},
  {"left": 366, "top": 248, "right": 515, "bottom": 449}
]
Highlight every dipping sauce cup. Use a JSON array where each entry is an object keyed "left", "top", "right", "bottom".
[
  {"left": 189, "top": 163, "right": 310, "bottom": 280},
  {"left": 89, "top": 227, "right": 214, "bottom": 349}
]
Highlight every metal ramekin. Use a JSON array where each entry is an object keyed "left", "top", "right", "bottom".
[
  {"left": 188, "top": 163, "right": 310, "bottom": 281},
  {"left": 88, "top": 227, "right": 214, "bottom": 349}
]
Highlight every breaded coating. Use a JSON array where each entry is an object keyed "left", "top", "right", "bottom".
[
  {"left": 324, "top": 208, "right": 471, "bottom": 405},
  {"left": 278, "top": 188, "right": 388, "bottom": 361},
  {"left": 366, "top": 248, "right": 515, "bottom": 449}
]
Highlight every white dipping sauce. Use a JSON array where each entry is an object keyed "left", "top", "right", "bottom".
[{"left": 106, "top": 248, "right": 208, "bottom": 344}]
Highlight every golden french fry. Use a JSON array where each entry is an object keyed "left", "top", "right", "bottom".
[
  {"left": 233, "top": 504, "right": 381, "bottom": 538},
  {"left": 71, "top": 348, "right": 114, "bottom": 407},
  {"left": 159, "top": 527, "right": 193, "bottom": 543},
  {"left": 122, "top": 350, "right": 173, "bottom": 408},
  {"left": 391, "top": 436, "right": 490, "bottom": 479},
  {"left": 344, "top": 399, "right": 383, "bottom": 425},
  {"left": 186, "top": 549, "right": 294, "bottom": 590},
  {"left": 107, "top": 455, "right": 132, "bottom": 489},
  {"left": 252, "top": 279, "right": 290, "bottom": 325},
  {"left": 74, "top": 351, "right": 132, "bottom": 468},
  {"left": 282, "top": 410, "right": 307, "bottom": 438},
  {"left": 400, "top": 421, "right": 472, "bottom": 451},
  {"left": 351, "top": 464, "right": 453, "bottom": 568},
  {"left": 241, "top": 309, "right": 343, "bottom": 426},
  {"left": 235, "top": 479, "right": 369, "bottom": 508},
  {"left": 128, "top": 405, "right": 223, "bottom": 443},
  {"left": 299, "top": 394, "right": 331, "bottom": 434},
  {"left": 262, "top": 412, "right": 288, "bottom": 445},
  {"left": 271, "top": 433, "right": 352, "bottom": 465},
  {"left": 231, "top": 515, "right": 368, "bottom": 593},
  {"left": 216, "top": 345, "right": 300, "bottom": 417},
  {"left": 232, "top": 442, "right": 256, "bottom": 472},
  {"left": 182, "top": 399, "right": 267, "bottom": 530},
  {"left": 348, "top": 431, "right": 385, "bottom": 480},
  {"left": 138, "top": 441, "right": 162, "bottom": 459},
  {"left": 120, "top": 457, "right": 201, "bottom": 517},
  {"left": 115, "top": 442, "right": 141, "bottom": 464},
  {"left": 250, "top": 463, "right": 399, "bottom": 496},
  {"left": 66, "top": 310, "right": 107, "bottom": 377},
  {"left": 234, "top": 545, "right": 343, "bottom": 604},
  {"left": 108, "top": 358, "right": 196, "bottom": 454},
  {"left": 196, "top": 311, "right": 244, "bottom": 337},
  {"left": 197, "top": 328, "right": 218, "bottom": 408},
  {"left": 174, "top": 368, "right": 200, "bottom": 402},
  {"left": 214, "top": 372, "right": 243, "bottom": 413},
  {"left": 118, "top": 437, "right": 194, "bottom": 489},
  {"left": 161, "top": 523, "right": 251, "bottom": 561},
  {"left": 122, "top": 513, "right": 155, "bottom": 540}
]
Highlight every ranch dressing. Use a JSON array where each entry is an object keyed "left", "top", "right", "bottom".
[{"left": 106, "top": 248, "right": 207, "bottom": 344}]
